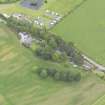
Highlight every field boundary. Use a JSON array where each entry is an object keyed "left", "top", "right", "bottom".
[{"left": 50, "top": 0, "right": 89, "bottom": 30}]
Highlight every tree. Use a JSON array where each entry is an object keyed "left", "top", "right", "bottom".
[
  {"left": 36, "top": 67, "right": 81, "bottom": 82},
  {"left": 71, "top": 52, "right": 84, "bottom": 66},
  {"left": 67, "top": 72, "right": 74, "bottom": 82},
  {"left": 74, "top": 72, "right": 81, "bottom": 81},
  {"left": 60, "top": 71, "right": 68, "bottom": 81},
  {"left": 35, "top": 46, "right": 53, "bottom": 60},
  {"left": 52, "top": 51, "right": 62, "bottom": 62},
  {"left": 48, "top": 37, "right": 57, "bottom": 49},
  {"left": 47, "top": 68, "right": 57, "bottom": 77},
  {"left": 45, "top": 0, "right": 47, "bottom": 3},
  {"left": 54, "top": 72, "right": 61, "bottom": 80},
  {"left": 39, "top": 69, "right": 48, "bottom": 78}
]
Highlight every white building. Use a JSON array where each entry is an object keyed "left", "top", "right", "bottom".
[
  {"left": 2, "top": 13, "right": 10, "bottom": 18},
  {"left": 18, "top": 32, "right": 33, "bottom": 47}
]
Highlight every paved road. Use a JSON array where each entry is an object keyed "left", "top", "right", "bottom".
[{"left": 83, "top": 54, "right": 105, "bottom": 72}]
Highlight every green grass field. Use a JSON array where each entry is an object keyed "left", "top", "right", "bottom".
[
  {"left": 53, "top": 0, "right": 105, "bottom": 65},
  {"left": 1, "top": 0, "right": 105, "bottom": 105},
  {"left": 52, "top": 0, "right": 105, "bottom": 104},
  {"left": 1, "top": 23, "right": 105, "bottom": 105},
  {"left": 92, "top": 94, "right": 105, "bottom": 105}
]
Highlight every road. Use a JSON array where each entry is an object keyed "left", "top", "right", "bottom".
[{"left": 83, "top": 54, "right": 105, "bottom": 72}]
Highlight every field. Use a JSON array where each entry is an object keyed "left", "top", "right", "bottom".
[
  {"left": 92, "top": 94, "right": 105, "bottom": 105},
  {"left": 0, "top": 0, "right": 19, "bottom": 3},
  {"left": 1, "top": 23, "right": 105, "bottom": 105},
  {"left": 52, "top": 0, "right": 105, "bottom": 104},
  {"left": 1, "top": 0, "right": 105, "bottom": 105},
  {"left": 53, "top": 0, "right": 105, "bottom": 65}
]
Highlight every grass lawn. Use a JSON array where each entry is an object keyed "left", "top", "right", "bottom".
[
  {"left": 0, "top": 23, "right": 105, "bottom": 105},
  {"left": 53, "top": 0, "right": 105, "bottom": 65}
]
